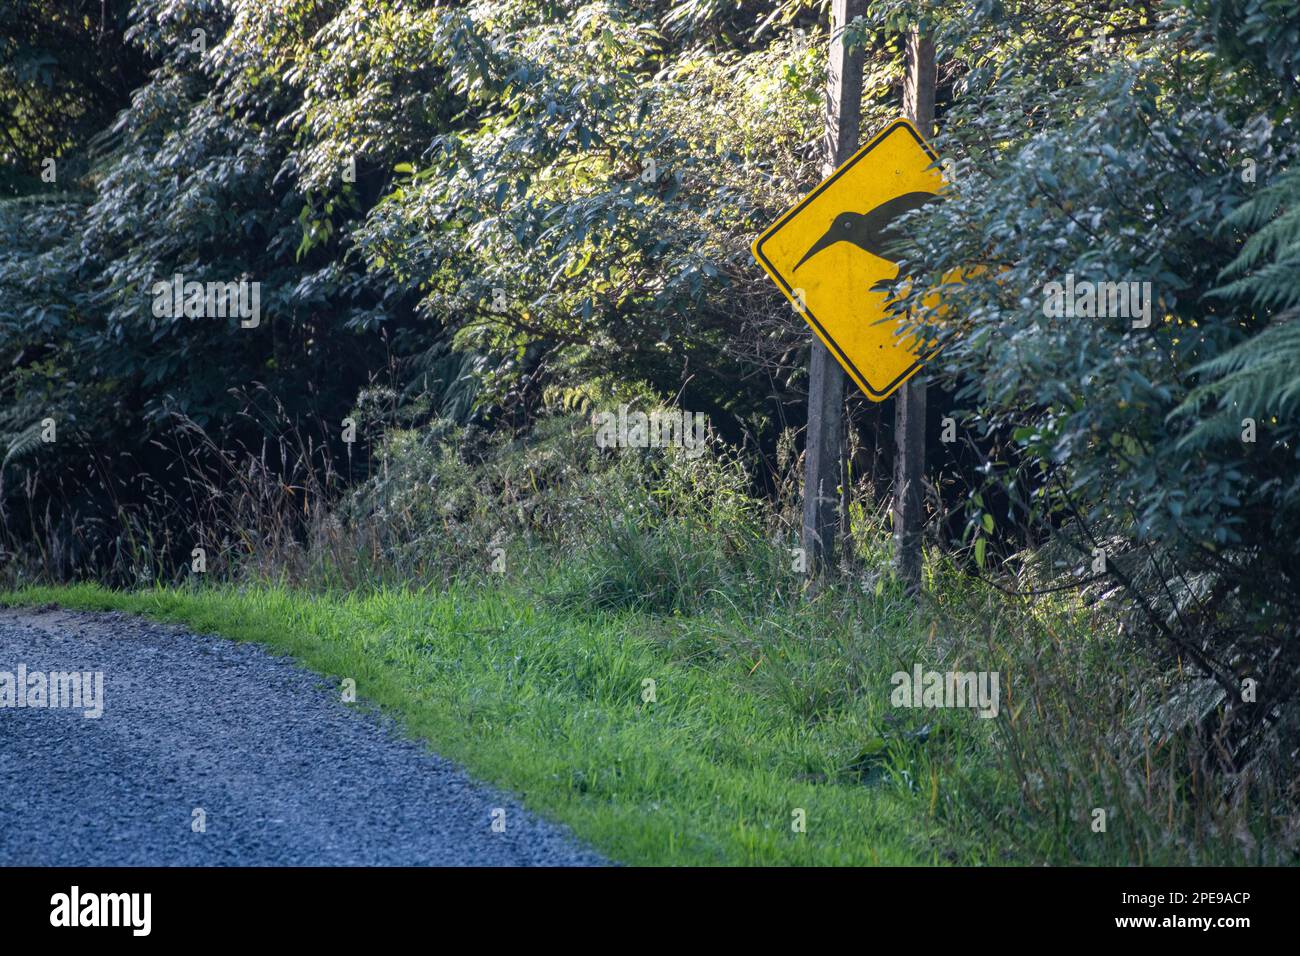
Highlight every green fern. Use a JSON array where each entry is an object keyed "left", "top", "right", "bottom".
[
  {"left": 1175, "top": 164, "right": 1300, "bottom": 448},
  {"left": 1214, "top": 165, "right": 1300, "bottom": 311},
  {"left": 1171, "top": 308, "right": 1300, "bottom": 448},
  {"left": 402, "top": 342, "right": 483, "bottom": 426},
  {"left": 1, "top": 420, "right": 48, "bottom": 474}
]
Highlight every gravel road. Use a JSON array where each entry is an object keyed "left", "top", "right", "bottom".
[{"left": 0, "top": 607, "right": 605, "bottom": 866}]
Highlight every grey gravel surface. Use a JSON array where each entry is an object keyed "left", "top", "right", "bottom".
[{"left": 0, "top": 607, "right": 605, "bottom": 866}]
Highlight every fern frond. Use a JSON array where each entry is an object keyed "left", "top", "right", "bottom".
[
  {"left": 1216, "top": 166, "right": 1300, "bottom": 310},
  {"left": 1, "top": 421, "right": 48, "bottom": 474},
  {"left": 1171, "top": 309, "right": 1300, "bottom": 449}
]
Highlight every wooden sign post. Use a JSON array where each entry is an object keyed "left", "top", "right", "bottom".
[
  {"left": 803, "top": 0, "right": 865, "bottom": 583},
  {"left": 893, "top": 28, "right": 935, "bottom": 596}
]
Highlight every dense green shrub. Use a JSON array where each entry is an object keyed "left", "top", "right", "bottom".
[{"left": 874, "top": 0, "right": 1300, "bottom": 774}]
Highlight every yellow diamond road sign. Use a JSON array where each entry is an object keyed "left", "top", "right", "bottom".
[{"left": 752, "top": 118, "right": 945, "bottom": 402}]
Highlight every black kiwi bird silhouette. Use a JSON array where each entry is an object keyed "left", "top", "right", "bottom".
[{"left": 793, "top": 190, "right": 937, "bottom": 272}]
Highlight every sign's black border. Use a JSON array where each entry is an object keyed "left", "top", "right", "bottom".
[{"left": 752, "top": 118, "right": 940, "bottom": 400}]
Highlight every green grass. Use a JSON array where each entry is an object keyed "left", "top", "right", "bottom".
[{"left": 1, "top": 578, "right": 981, "bottom": 866}]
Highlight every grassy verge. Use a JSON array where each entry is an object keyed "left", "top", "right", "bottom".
[{"left": 2, "top": 576, "right": 1001, "bottom": 865}]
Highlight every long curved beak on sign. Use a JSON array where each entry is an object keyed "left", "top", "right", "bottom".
[{"left": 794, "top": 228, "right": 838, "bottom": 272}]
